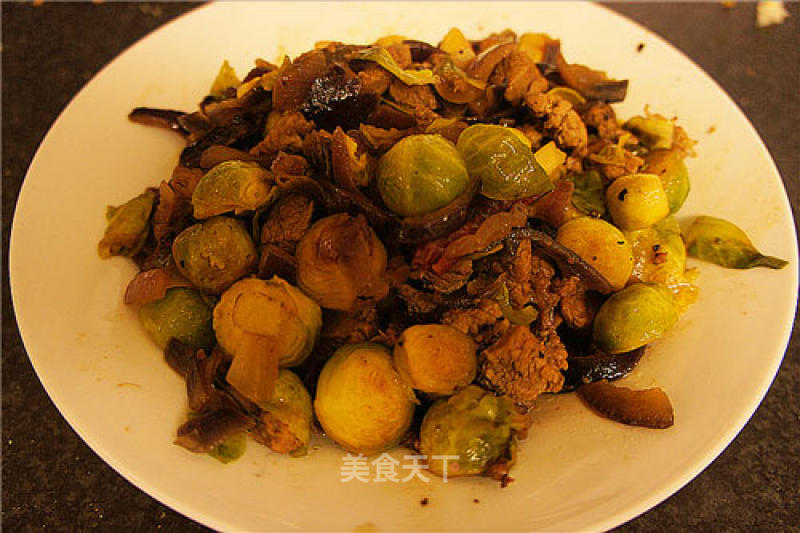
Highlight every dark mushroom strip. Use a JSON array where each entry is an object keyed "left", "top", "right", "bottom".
[
  {"left": 186, "top": 347, "right": 225, "bottom": 412},
  {"left": 301, "top": 64, "right": 379, "bottom": 131},
  {"left": 554, "top": 45, "right": 628, "bottom": 103},
  {"left": 128, "top": 107, "right": 188, "bottom": 134},
  {"left": 402, "top": 40, "right": 438, "bottom": 62},
  {"left": 578, "top": 380, "right": 674, "bottom": 429},
  {"left": 164, "top": 338, "right": 196, "bottom": 377},
  {"left": 511, "top": 226, "right": 614, "bottom": 294},
  {"left": 174, "top": 403, "right": 255, "bottom": 453},
  {"left": 562, "top": 346, "right": 646, "bottom": 391}
]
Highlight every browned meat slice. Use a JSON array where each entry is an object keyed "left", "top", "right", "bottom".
[
  {"left": 582, "top": 102, "right": 618, "bottom": 141},
  {"left": 260, "top": 194, "right": 314, "bottom": 245},
  {"left": 553, "top": 276, "right": 596, "bottom": 330},
  {"left": 525, "top": 92, "right": 588, "bottom": 152},
  {"left": 389, "top": 79, "right": 438, "bottom": 109},
  {"left": 250, "top": 111, "right": 314, "bottom": 157},
  {"left": 270, "top": 151, "right": 309, "bottom": 178},
  {"left": 497, "top": 51, "right": 548, "bottom": 105},
  {"left": 358, "top": 65, "right": 393, "bottom": 96},
  {"left": 322, "top": 307, "right": 379, "bottom": 344},
  {"left": 529, "top": 254, "right": 561, "bottom": 331},
  {"left": 397, "top": 283, "right": 438, "bottom": 315},
  {"left": 257, "top": 243, "right": 297, "bottom": 282},
  {"left": 503, "top": 238, "right": 533, "bottom": 308},
  {"left": 169, "top": 165, "right": 204, "bottom": 199},
  {"left": 442, "top": 299, "right": 510, "bottom": 345},
  {"left": 251, "top": 411, "right": 303, "bottom": 454},
  {"left": 479, "top": 325, "right": 568, "bottom": 409},
  {"left": 477, "top": 29, "right": 517, "bottom": 53}
]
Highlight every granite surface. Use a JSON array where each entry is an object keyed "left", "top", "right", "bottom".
[{"left": 2, "top": 2, "right": 798, "bottom": 531}]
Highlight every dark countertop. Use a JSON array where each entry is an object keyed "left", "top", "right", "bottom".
[{"left": 2, "top": 2, "right": 798, "bottom": 530}]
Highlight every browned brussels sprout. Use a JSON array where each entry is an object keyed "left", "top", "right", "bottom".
[
  {"left": 139, "top": 287, "right": 215, "bottom": 350},
  {"left": 192, "top": 160, "right": 276, "bottom": 219},
  {"left": 685, "top": 216, "right": 788, "bottom": 270},
  {"left": 256, "top": 369, "right": 313, "bottom": 457},
  {"left": 98, "top": 189, "right": 157, "bottom": 258}
]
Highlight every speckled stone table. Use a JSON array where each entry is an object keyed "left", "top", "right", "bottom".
[{"left": 3, "top": 2, "right": 798, "bottom": 530}]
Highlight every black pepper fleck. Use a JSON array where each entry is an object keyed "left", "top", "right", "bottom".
[
  {"left": 618, "top": 188, "right": 628, "bottom": 202},
  {"left": 653, "top": 244, "right": 661, "bottom": 252},
  {"left": 420, "top": 497, "right": 429, "bottom": 506},
  {"left": 637, "top": 42, "right": 645, "bottom": 52},
  {"left": 473, "top": 498, "right": 480, "bottom": 503}
]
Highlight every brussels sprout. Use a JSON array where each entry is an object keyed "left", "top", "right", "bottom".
[
  {"left": 98, "top": 189, "right": 157, "bottom": 258},
  {"left": 351, "top": 48, "right": 437, "bottom": 85},
  {"left": 625, "top": 217, "right": 698, "bottom": 310},
  {"left": 209, "top": 60, "right": 240, "bottom": 98},
  {"left": 457, "top": 124, "right": 553, "bottom": 201},
  {"left": 376, "top": 134, "right": 469, "bottom": 217},
  {"left": 172, "top": 216, "right": 258, "bottom": 294},
  {"left": 419, "top": 385, "right": 515, "bottom": 478},
  {"left": 393, "top": 324, "right": 477, "bottom": 396},
  {"left": 567, "top": 170, "right": 607, "bottom": 217},
  {"left": 139, "top": 287, "right": 215, "bottom": 350},
  {"left": 556, "top": 217, "right": 634, "bottom": 291},
  {"left": 208, "top": 433, "right": 247, "bottom": 464},
  {"left": 605, "top": 173, "right": 670, "bottom": 230},
  {"left": 192, "top": 160, "right": 276, "bottom": 219},
  {"left": 685, "top": 216, "right": 788, "bottom": 270},
  {"left": 214, "top": 276, "right": 322, "bottom": 368},
  {"left": 315, "top": 343, "right": 416, "bottom": 455},
  {"left": 439, "top": 28, "right": 476, "bottom": 68},
  {"left": 643, "top": 149, "right": 690, "bottom": 214},
  {"left": 624, "top": 115, "right": 674, "bottom": 150},
  {"left": 296, "top": 213, "right": 389, "bottom": 311},
  {"left": 593, "top": 282, "right": 679, "bottom": 354},
  {"left": 258, "top": 369, "right": 313, "bottom": 456}
]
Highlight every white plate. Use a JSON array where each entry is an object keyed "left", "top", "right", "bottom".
[{"left": 10, "top": 2, "right": 798, "bottom": 530}]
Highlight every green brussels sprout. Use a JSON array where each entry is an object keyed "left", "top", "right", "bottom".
[
  {"left": 556, "top": 217, "right": 634, "bottom": 291},
  {"left": 98, "top": 189, "right": 157, "bottom": 258},
  {"left": 208, "top": 433, "right": 247, "bottom": 464},
  {"left": 624, "top": 115, "right": 674, "bottom": 150},
  {"left": 172, "top": 216, "right": 258, "bottom": 294},
  {"left": 314, "top": 343, "right": 416, "bottom": 455},
  {"left": 192, "top": 160, "right": 276, "bottom": 219},
  {"left": 643, "top": 149, "right": 690, "bottom": 214},
  {"left": 139, "top": 287, "right": 215, "bottom": 350},
  {"left": 685, "top": 216, "right": 788, "bottom": 270},
  {"left": 567, "top": 170, "right": 607, "bottom": 217},
  {"left": 593, "top": 283, "right": 679, "bottom": 354},
  {"left": 626, "top": 217, "right": 698, "bottom": 311},
  {"left": 393, "top": 324, "right": 477, "bottom": 396},
  {"left": 258, "top": 369, "right": 313, "bottom": 457},
  {"left": 457, "top": 124, "right": 553, "bottom": 201},
  {"left": 214, "top": 276, "right": 322, "bottom": 404},
  {"left": 376, "top": 134, "right": 469, "bottom": 217},
  {"left": 419, "top": 385, "right": 515, "bottom": 478},
  {"left": 605, "top": 173, "right": 670, "bottom": 230}
]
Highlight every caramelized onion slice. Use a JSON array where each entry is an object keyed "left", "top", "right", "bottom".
[{"left": 578, "top": 380, "right": 674, "bottom": 429}]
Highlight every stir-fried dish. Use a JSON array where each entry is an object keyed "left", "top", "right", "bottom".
[{"left": 99, "top": 29, "right": 787, "bottom": 483}]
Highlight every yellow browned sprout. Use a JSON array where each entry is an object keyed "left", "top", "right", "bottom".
[{"left": 556, "top": 217, "right": 634, "bottom": 291}]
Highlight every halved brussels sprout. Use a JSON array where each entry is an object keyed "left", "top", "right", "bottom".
[
  {"left": 192, "top": 160, "right": 276, "bottom": 219},
  {"left": 257, "top": 369, "right": 313, "bottom": 456},
  {"left": 139, "top": 287, "right": 215, "bottom": 350},
  {"left": 606, "top": 173, "right": 670, "bottom": 230},
  {"left": 376, "top": 134, "right": 469, "bottom": 217},
  {"left": 624, "top": 115, "right": 674, "bottom": 150},
  {"left": 419, "top": 385, "right": 515, "bottom": 478},
  {"left": 457, "top": 124, "right": 553, "bottom": 201},
  {"left": 314, "top": 343, "right": 416, "bottom": 455},
  {"left": 626, "top": 217, "right": 698, "bottom": 310},
  {"left": 568, "top": 170, "right": 607, "bottom": 217},
  {"left": 643, "top": 149, "right": 690, "bottom": 214},
  {"left": 556, "top": 217, "right": 634, "bottom": 291},
  {"left": 685, "top": 216, "right": 788, "bottom": 270},
  {"left": 593, "top": 282, "right": 678, "bottom": 354},
  {"left": 296, "top": 213, "right": 389, "bottom": 311},
  {"left": 393, "top": 324, "right": 477, "bottom": 396},
  {"left": 172, "top": 216, "right": 258, "bottom": 294},
  {"left": 98, "top": 189, "right": 157, "bottom": 258}
]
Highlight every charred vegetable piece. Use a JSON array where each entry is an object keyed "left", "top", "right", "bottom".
[
  {"left": 301, "top": 64, "right": 378, "bottom": 132},
  {"left": 457, "top": 124, "right": 553, "bottom": 201},
  {"left": 139, "top": 288, "right": 215, "bottom": 350},
  {"left": 642, "top": 149, "right": 690, "bottom": 215},
  {"left": 296, "top": 213, "right": 389, "bottom": 311},
  {"left": 256, "top": 369, "right": 313, "bottom": 456},
  {"left": 314, "top": 343, "right": 416, "bottom": 455},
  {"left": 593, "top": 282, "right": 678, "bottom": 354},
  {"left": 606, "top": 174, "right": 670, "bottom": 231},
  {"left": 567, "top": 170, "right": 607, "bottom": 217},
  {"left": 685, "top": 216, "right": 788, "bottom": 270},
  {"left": 419, "top": 385, "right": 515, "bottom": 477},
  {"left": 393, "top": 324, "right": 477, "bottom": 396},
  {"left": 624, "top": 115, "right": 674, "bottom": 150},
  {"left": 352, "top": 47, "right": 438, "bottom": 85},
  {"left": 192, "top": 160, "right": 276, "bottom": 219},
  {"left": 555, "top": 217, "right": 634, "bottom": 291},
  {"left": 98, "top": 190, "right": 157, "bottom": 258},
  {"left": 214, "top": 277, "right": 321, "bottom": 403},
  {"left": 172, "top": 216, "right": 258, "bottom": 294},
  {"left": 377, "top": 134, "right": 469, "bottom": 217},
  {"left": 578, "top": 380, "right": 674, "bottom": 429}
]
